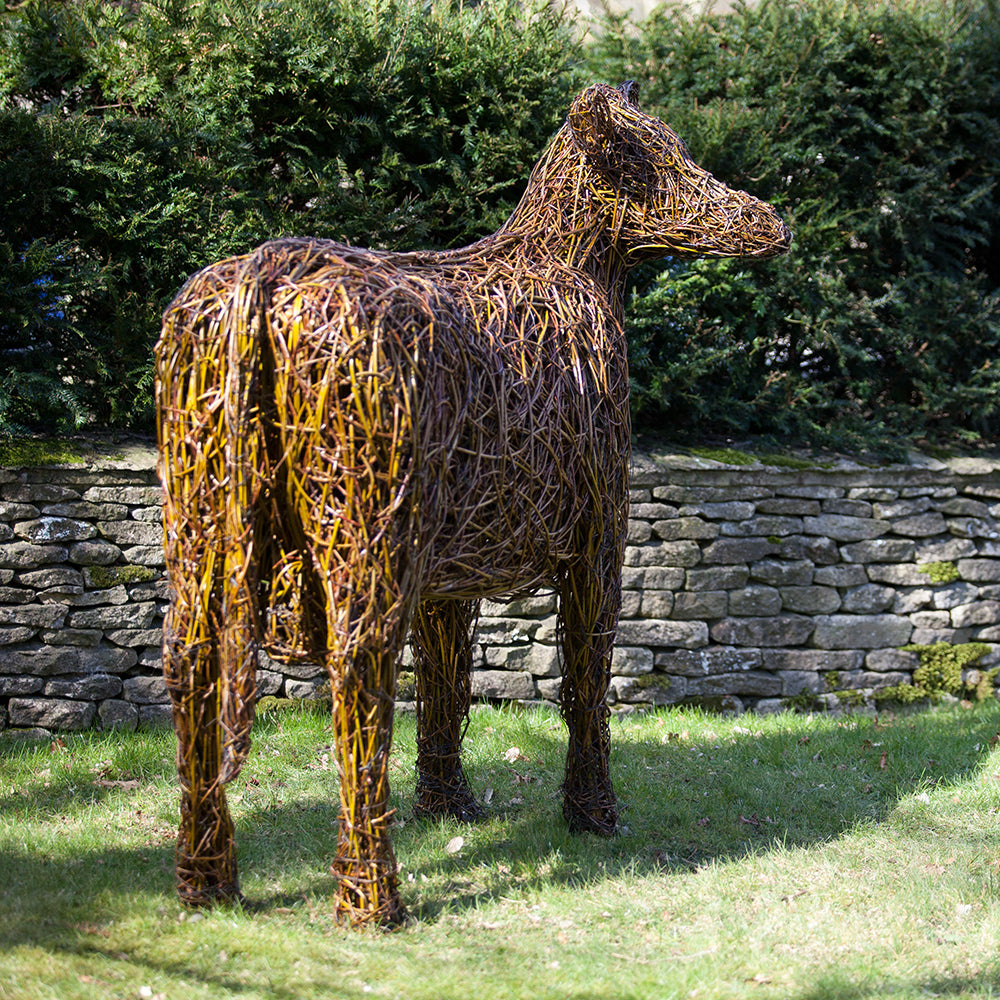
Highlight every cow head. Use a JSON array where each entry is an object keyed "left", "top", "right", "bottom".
[{"left": 569, "top": 82, "right": 791, "bottom": 264}]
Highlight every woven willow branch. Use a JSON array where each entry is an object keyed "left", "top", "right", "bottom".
[{"left": 157, "top": 81, "right": 790, "bottom": 925}]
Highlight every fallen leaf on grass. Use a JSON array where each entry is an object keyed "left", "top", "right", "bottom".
[
  {"left": 739, "top": 813, "right": 760, "bottom": 828},
  {"left": 879, "top": 751, "right": 888, "bottom": 770},
  {"left": 94, "top": 779, "right": 140, "bottom": 790},
  {"left": 504, "top": 746, "right": 527, "bottom": 764},
  {"left": 696, "top": 816, "right": 710, "bottom": 827},
  {"left": 482, "top": 786, "right": 494, "bottom": 804},
  {"left": 445, "top": 836, "right": 464, "bottom": 855}
]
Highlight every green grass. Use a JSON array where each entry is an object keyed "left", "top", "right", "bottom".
[
  {"left": 3, "top": 702, "right": 1000, "bottom": 999},
  {"left": 0, "top": 438, "right": 85, "bottom": 467}
]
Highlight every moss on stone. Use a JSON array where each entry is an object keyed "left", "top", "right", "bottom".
[
  {"left": 396, "top": 670, "right": 416, "bottom": 700},
  {"left": 87, "top": 564, "right": 157, "bottom": 589},
  {"left": 0, "top": 438, "right": 85, "bottom": 467},
  {"left": 875, "top": 642, "right": 994, "bottom": 706},
  {"left": 689, "top": 446, "right": 756, "bottom": 466},
  {"left": 917, "top": 561, "right": 960, "bottom": 584}
]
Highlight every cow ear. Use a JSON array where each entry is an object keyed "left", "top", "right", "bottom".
[{"left": 569, "top": 82, "right": 644, "bottom": 185}]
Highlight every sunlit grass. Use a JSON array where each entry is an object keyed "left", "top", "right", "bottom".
[{"left": 2, "top": 701, "right": 1000, "bottom": 999}]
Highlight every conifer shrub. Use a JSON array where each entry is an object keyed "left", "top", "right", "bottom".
[
  {"left": 0, "top": 0, "right": 578, "bottom": 434},
  {"left": 591, "top": 0, "right": 1000, "bottom": 455}
]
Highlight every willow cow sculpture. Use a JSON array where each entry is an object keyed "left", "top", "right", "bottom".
[{"left": 157, "top": 81, "right": 791, "bottom": 925}]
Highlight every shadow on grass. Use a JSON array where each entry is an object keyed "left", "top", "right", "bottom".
[{"left": 1, "top": 702, "right": 999, "bottom": 997}]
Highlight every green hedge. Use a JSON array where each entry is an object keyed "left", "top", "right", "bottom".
[
  {"left": 591, "top": 0, "right": 1000, "bottom": 455},
  {"left": 0, "top": 0, "right": 578, "bottom": 433},
  {"left": 2, "top": 0, "right": 998, "bottom": 456}
]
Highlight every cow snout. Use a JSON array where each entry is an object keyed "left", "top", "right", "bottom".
[{"left": 733, "top": 199, "right": 792, "bottom": 258}]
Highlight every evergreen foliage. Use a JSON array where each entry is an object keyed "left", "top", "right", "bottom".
[
  {"left": 0, "top": 0, "right": 578, "bottom": 434},
  {"left": 591, "top": 0, "right": 1000, "bottom": 454}
]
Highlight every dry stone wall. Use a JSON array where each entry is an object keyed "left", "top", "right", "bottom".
[{"left": 2, "top": 442, "right": 999, "bottom": 734}]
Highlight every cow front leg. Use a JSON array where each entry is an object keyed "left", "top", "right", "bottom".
[
  {"left": 558, "top": 558, "right": 620, "bottom": 836},
  {"left": 412, "top": 599, "right": 482, "bottom": 821}
]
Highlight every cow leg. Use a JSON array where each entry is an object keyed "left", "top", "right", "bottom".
[
  {"left": 558, "top": 551, "right": 621, "bottom": 836},
  {"left": 163, "top": 589, "right": 257, "bottom": 907},
  {"left": 319, "top": 564, "right": 410, "bottom": 927},
  {"left": 412, "top": 599, "right": 482, "bottom": 821}
]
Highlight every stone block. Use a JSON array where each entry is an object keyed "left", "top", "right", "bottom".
[
  {"left": 702, "top": 538, "right": 776, "bottom": 565},
  {"left": 14, "top": 517, "right": 96, "bottom": 543},
  {"left": 811, "top": 614, "right": 912, "bottom": 649},
  {"left": 872, "top": 497, "right": 931, "bottom": 520},
  {"left": 629, "top": 503, "right": 679, "bottom": 520},
  {"left": 97, "top": 519, "right": 160, "bottom": 546},
  {"left": 629, "top": 488, "right": 652, "bottom": 503},
  {"left": 98, "top": 700, "right": 139, "bottom": 731},
  {"left": 104, "top": 628, "right": 161, "bottom": 647},
  {"left": 8, "top": 697, "right": 96, "bottom": 731},
  {"left": 63, "top": 585, "right": 128, "bottom": 607},
  {"left": 476, "top": 617, "right": 536, "bottom": 644},
  {"left": 17, "top": 568, "right": 84, "bottom": 591},
  {"left": 720, "top": 515, "right": 802, "bottom": 538},
  {"left": 611, "top": 673, "right": 686, "bottom": 705},
  {"left": 671, "top": 591, "right": 727, "bottom": 620},
  {"left": 750, "top": 559, "right": 814, "bottom": 587},
  {"left": 865, "top": 648, "right": 920, "bottom": 672},
  {"left": 866, "top": 564, "right": 937, "bottom": 587},
  {"left": 0, "top": 627, "right": 34, "bottom": 646},
  {"left": 685, "top": 671, "right": 781, "bottom": 698},
  {"left": 937, "top": 497, "right": 991, "bottom": 517},
  {"left": 285, "top": 678, "right": 326, "bottom": 699},
  {"left": 615, "top": 619, "right": 709, "bottom": 649},
  {"left": 781, "top": 586, "right": 841, "bottom": 614},
  {"left": 45, "top": 674, "right": 122, "bottom": 700},
  {"left": 639, "top": 590, "right": 674, "bottom": 618},
  {"left": 0, "top": 646, "right": 79, "bottom": 676},
  {"left": 4, "top": 483, "right": 78, "bottom": 502},
  {"left": 122, "top": 675, "right": 169, "bottom": 704},
  {"left": 84, "top": 485, "right": 163, "bottom": 505},
  {"left": 892, "top": 513, "right": 947, "bottom": 537},
  {"left": 471, "top": 669, "right": 535, "bottom": 700},
  {"left": 0, "top": 675, "right": 44, "bottom": 696},
  {"left": 957, "top": 559, "right": 1000, "bottom": 582},
  {"left": 822, "top": 499, "right": 873, "bottom": 518},
  {"left": 762, "top": 649, "right": 863, "bottom": 672},
  {"left": 756, "top": 498, "right": 821, "bottom": 516},
  {"left": 640, "top": 567, "right": 687, "bottom": 590},
  {"left": 627, "top": 520, "right": 652, "bottom": 543},
  {"left": 803, "top": 514, "right": 890, "bottom": 542},
  {"left": 930, "top": 582, "right": 980, "bottom": 610},
  {"left": 611, "top": 646, "right": 654, "bottom": 676},
  {"left": 0, "top": 586, "right": 31, "bottom": 605},
  {"left": 654, "top": 647, "right": 762, "bottom": 677},
  {"left": 121, "top": 545, "right": 166, "bottom": 567},
  {"left": 67, "top": 602, "right": 157, "bottom": 631},
  {"left": 485, "top": 644, "right": 561, "bottom": 677},
  {"left": 0, "top": 542, "right": 69, "bottom": 569},
  {"left": 619, "top": 590, "right": 641, "bottom": 618},
  {"left": 138, "top": 704, "right": 173, "bottom": 727},
  {"left": 680, "top": 501, "right": 756, "bottom": 521},
  {"left": 848, "top": 488, "right": 898, "bottom": 502},
  {"left": 779, "top": 671, "right": 825, "bottom": 696},
  {"left": 257, "top": 669, "right": 283, "bottom": 696},
  {"left": 652, "top": 517, "right": 718, "bottom": 541},
  {"left": 951, "top": 601, "right": 1000, "bottom": 628},
  {"left": 892, "top": 588, "right": 933, "bottom": 614},
  {"left": 536, "top": 677, "right": 562, "bottom": 702},
  {"left": 841, "top": 584, "right": 896, "bottom": 614},
  {"left": 0, "top": 501, "right": 41, "bottom": 520},
  {"left": 858, "top": 671, "right": 910, "bottom": 689},
  {"left": 948, "top": 517, "right": 1000, "bottom": 540},
  {"left": 840, "top": 539, "right": 916, "bottom": 564},
  {"left": 686, "top": 565, "right": 749, "bottom": 591},
  {"left": 911, "top": 611, "right": 951, "bottom": 629},
  {"left": 41, "top": 501, "right": 128, "bottom": 520},
  {"left": 729, "top": 585, "right": 782, "bottom": 617},
  {"left": 132, "top": 506, "right": 164, "bottom": 523},
  {"left": 624, "top": 541, "right": 701, "bottom": 568},
  {"left": 813, "top": 564, "right": 868, "bottom": 588},
  {"left": 778, "top": 536, "right": 839, "bottom": 565},
  {"left": 910, "top": 628, "right": 972, "bottom": 645},
  {"left": 710, "top": 616, "right": 814, "bottom": 647},
  {"left": 68, "top": 540, "right": 121, "bottom": 566},
  {"left": 39, "top": 628, "right": 102, "bottom": 647}
]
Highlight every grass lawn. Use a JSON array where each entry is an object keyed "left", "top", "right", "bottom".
[{"left": 1, "top": 700, "right": 999, "bottom": 1000}]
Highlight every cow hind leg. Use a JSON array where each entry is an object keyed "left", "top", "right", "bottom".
[
  {"left": 558, "top": 555, "right": 619, "bottom": 836},
  {"left": 317, "top": 562, "right": 411, "bottom": 927},
  {"left": 412, "top": 599, "right": 483, "bottom": 821}
]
